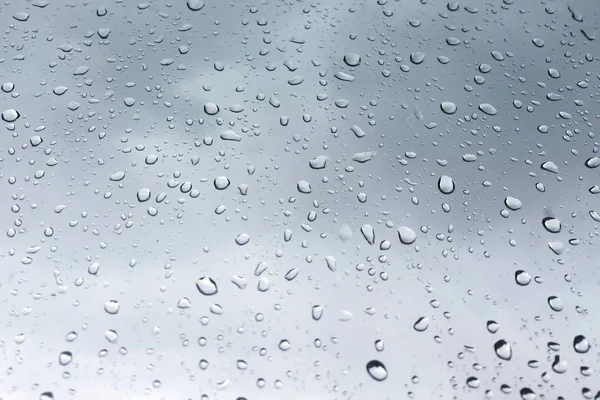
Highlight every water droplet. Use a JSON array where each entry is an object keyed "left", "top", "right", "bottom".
[
  {"left": 204, "top": 102, "right": 219, "bottom": 115},
  {"left": 109, "top": 171, "right": 126, "bottom": 182},
  {"left": 187, "top": 0, "right": 205, "bottom": 11},
  {"left": 410, "top": 52, "right": 426, "bottom": 64},
  {"left": 324, "top": 255, "right": 337, "bottom": 271},
  {"left": 137, "top": 188, "right": 151, "bottom": 202},
  {"left": 479, "top": 103, "right": 497, "bottom": 115},
  {"left": 466, "top": 376, "right": 480, "bottom": 388},
  {"left": 398, "top": 226, "right": 417, "bottom": 245},
  {"left": 514, "top": 270, "right": 531, "bottom": 286},
  {"left": 104, "top": 300, "right": 120, "bottom": 315},
  {"left": 366, "top": 360, "right": 388, "bottom": 381},
  {"left": 551, "top": 355, "right": 567, "bottom": 374},
  {"left": 440, "top": 101, "right": 457, "bottom": 114},
  {"left": 573, "top": 335, "right": 590, "bottom": 353},
  {"left": 196, "top": 276, "right": 218, "bottom": 296},
  {"left": 360, "top": 224, "right": 375, "bottom": 245},
  {"left": 297, "top": 180, "right": 312, "bottom": 194},
  {"left": 58, "top": 351, "right": 73, "bottom": 366},
  {"left": 520, "top": 388, "right": 536, "bottom": 400},
  {"left": 278, "top": 340, "right": 291, "bottom": 351},
  {"left": 104, "top": 329, "right": 118, "bottom": 343},
  {"left": 540, "top": 161, "right": 559, "bottom": 173},
  {"left": 13, "top": 12, "right": 29, "bottom": 21},
  {"left": 504, "top": 196, "right": 522, "bottom": 211},
  {"left": 52, "top": 86, "right": 68, "bottom": 96},
  {"left": 494, "top": 339, "right": 512, "bottom": 360},
  {"left": 413, "top": 316, "right": 429, "bottom": 332},
  {"left": 312, "top": 305, "right": 323, "bottom": 320},
  {"left": 2, "top": 82, "right": 15, "bottom": 93},
  {"left": 547, "top": 296, "right": 563, "bottom": 312},
  {"left": 214, "top": 176, "right": 230, "bottom": 190},
  {"left": 585, "top": 157, "right": 600, "bottom": 168},
  {"left": 177, "top": 297, "right": 192, "bottom": 309},
  {"left": 309, "top": 155, "right": 328, "bottom": 169},
  {"left": 235, "top": 233, "right": 250, "bottom": 245},
  {"left": 343, "top": 53, "right": 361, "bottom": 66},
  {"left": 542, "top": 217, "right": 561, "bottom": 233},
  {"left": 2, "top": 109, "right": 20, "bottom": 122},
  {"left": 438, "top": 175, "right": 455, "bottom": 194},
  {"left": 486, "top": 320, "right": 499, "bottom": 334}
]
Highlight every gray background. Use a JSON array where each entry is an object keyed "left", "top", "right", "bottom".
[{"left": 1, "top": 0, "right": 599, "bottom": 399}]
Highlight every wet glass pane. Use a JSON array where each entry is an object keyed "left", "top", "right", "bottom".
[{"left": 1, "top": 0, "right": 599, "bottom": 398}]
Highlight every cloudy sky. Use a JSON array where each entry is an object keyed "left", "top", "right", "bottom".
[{"left": 1, "top": 0, "right": 599, "bottom": 399}]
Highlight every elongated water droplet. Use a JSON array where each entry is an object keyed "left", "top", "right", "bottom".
[{"left": 360, "top": 224, "right": 375, "bottom": 245}]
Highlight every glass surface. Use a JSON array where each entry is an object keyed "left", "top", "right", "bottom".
[{"left": 1, "top": 0, "right": 599, "bottom": 399}]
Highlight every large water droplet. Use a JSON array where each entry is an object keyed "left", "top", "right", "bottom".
[
  {"left": 413, "top": 316, "right": 429, "bottom": 332},
  {"left": 440, "top": 101, "right": 457, "bottom": 114},
  {"left": 551, "top": 355, "right": 567, "bottom": 374},
  {"left": 214, "top": 176, "right": 230, "bottom": 190},
  {"left": 542, "top": 217, "right": 561, "bottom": 233},
  {"left": 479, "top": 103, "right": 497, "bottom": 115},
  {"left": 438, "top": 175, "right": 455, "bottom": 194},
  {"left": 504, "top": 196, "right": 522, "bottom": 210},
  {"left": 573, "top": 335, "right": 590, "bottom": 353},
  {"left": 487, "top": 320, "right": 499, "bottom": 334},
  {"left": 104, "top": 300, "right": 120, "bottom": 315},
  {"left": 196, "top": 276, "right": 218, "bottom": 296},
  {"left": 187, "top": 0, "right": 205, "bottom": 11},
  {"left": 585, "top": 157, "right": 600, "bottom": 168},
  {"left": 343, "top": 53, "right": 361, "bottom": 67},
  {"left": 2, "top": 109, "right": 20, "bottom": 122},
  {"left": 137, "top": 188, "right": 151, "bottom": 202},
  {"left": 297, "top": 180, "right": 312, "bottom": 194},
  {"left": 398, "top": 226, "right": 417, "bottom": 245},
  {"left": 58, "top": 351, "right": 73, "bottom": 366},
  {"left": 360, "top": 224, "right": 375, "bottom": 245},
  {"left": 514, "top": 270, "right": 531, "bottom": 286},
  {"left": 366, "top": 360, "right": 388, "bottom": 381},
  {"left": 494, "top": 339, "right": 512, "bottom": 360},
  {"left": 547, "top": 296, "right": 563, "bottom": 312},
  {"left": 204, "top": 102, "right": 219, "bottom": 115},
  {"left": 235, "top": 233, "right": 250, "bottom": 245}
]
